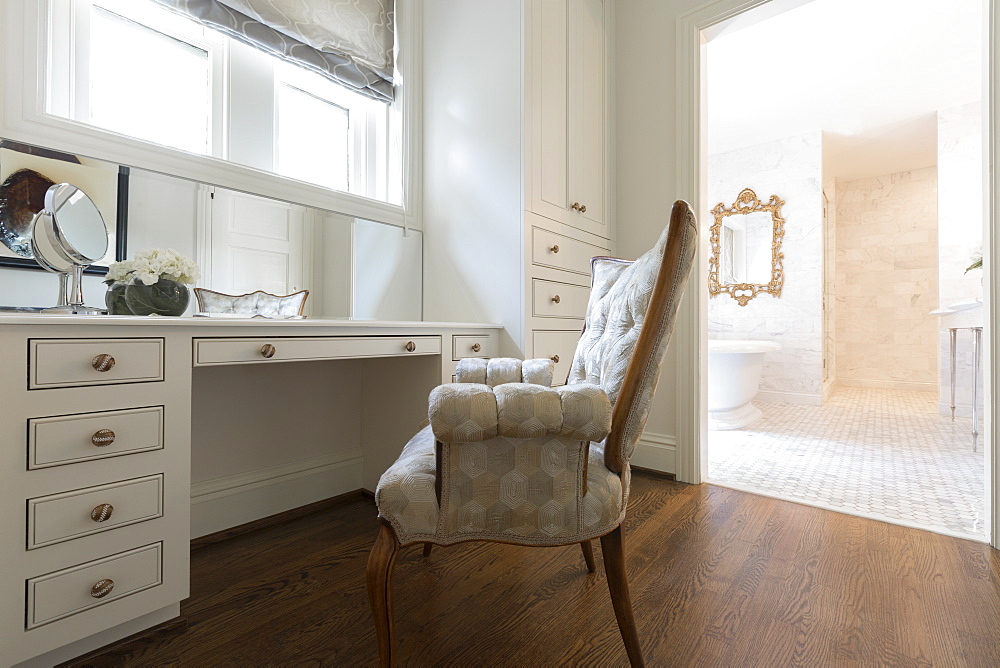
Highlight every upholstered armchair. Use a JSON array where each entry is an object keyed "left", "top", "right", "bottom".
[{"left": 368, "top": 200, "right": 697, "bottom": 667}]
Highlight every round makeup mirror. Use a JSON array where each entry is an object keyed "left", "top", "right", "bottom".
[
  {"left": 29, "top": 183, "right": 110, "bottom": 314},
  {"left": 44, "top": 183, "right": 108, "bottom": 264},
  {"left": 29, "top": 212, "right": 73, "bottom": 307}
]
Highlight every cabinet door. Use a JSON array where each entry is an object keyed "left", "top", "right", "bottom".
[
  {"left": 568, "top": 0, "right": 607, "bottom": 236},
  {"left": 528, "top": 0, "right": 571, "bottom": 224},
  {"left": 528, "top": 0, "right": 608, "bottom": 239}
]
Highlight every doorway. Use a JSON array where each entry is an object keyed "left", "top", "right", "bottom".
[{"left": 673, "top": 0, "right": 997, "bottom": 546}]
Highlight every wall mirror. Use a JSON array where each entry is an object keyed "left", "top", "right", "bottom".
[
  {"left": 0, "top": 138, "right": 423, "bottom": 320},
  {"left": 708, "top": 188, "right": 785, "bottom": 306}
]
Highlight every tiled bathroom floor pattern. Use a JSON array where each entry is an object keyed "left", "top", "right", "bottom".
[{"left": 708, "top": 387, "right": 986, "bottom": 539}]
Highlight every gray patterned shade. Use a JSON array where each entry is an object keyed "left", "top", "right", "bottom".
[{"left": 154, "top": 0, "right": 394, "bottom": 102}]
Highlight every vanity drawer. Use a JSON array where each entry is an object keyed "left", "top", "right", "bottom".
[
  {"left": 194, "top": 336, "right": 441, "bottom": 366},
  {"left": 28, "top": 406, "right": 164, "bottom": 469},
  {"left": 28, "top": 475, "right": 164, "bottom": 550},
  {"left": 531, "top": 227, "right": 608, "bottom": 276},
  {"left": 532, "top": 279, "right": 590, "bottom": 319},
  {"left": 532, "top": 330, "right": 582, "bottom": 386},
  {"left": 26, "top": 542, "right": 162, "bottom": 629},
  {"left": 452, "top": 334, "right": 497, "bottom": 360},
  {"left": 30, "top": 338, "right": 165, "bottom": 389}
]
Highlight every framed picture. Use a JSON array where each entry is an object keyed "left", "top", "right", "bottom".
[{"left": 0, "top": 140, "right": 128, "bottom": 274}]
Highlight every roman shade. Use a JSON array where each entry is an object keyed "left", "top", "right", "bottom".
[{"left": 154, "top": 0, "right": 395, "bottom": 102}]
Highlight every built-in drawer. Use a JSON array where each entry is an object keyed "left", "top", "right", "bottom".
[
  {"left": 452, "top": 334, "right": 497, "bottom": 361},
  {"left": 28, "top": 406, "right": 164, "bottom": 470},
  {"left": 194, "top": 336, "right": 441, "bottom": 366},
  {"left": 29, "top": 338, "right": 165, "bottom": 390},
  {"left": 531, "top": 227, "right": 608, "bottom": 276},
  {"left": 27, "top": 475, "right": 164, "bottom": 550},
  {"left": 532, "top": 330, "right": 582, "bottom": 386},
  {"left": 532, "top": 279, "right": 590, "bottom": 320},
  {"left": 26, "top": 542, "right": 162, "bottom": 629}
]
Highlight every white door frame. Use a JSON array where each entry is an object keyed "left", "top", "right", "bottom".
[{"left": 672, "top": 0, "right": 1000, "bottom": 548}]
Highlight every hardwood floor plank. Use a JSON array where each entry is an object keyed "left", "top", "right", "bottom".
[{"left": 65, "top": 474, "right": 1000, "bottom": 667}]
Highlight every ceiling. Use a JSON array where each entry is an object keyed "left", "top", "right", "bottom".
[{"left": 706, "top": 0, "right": 984, "bottom": 181}]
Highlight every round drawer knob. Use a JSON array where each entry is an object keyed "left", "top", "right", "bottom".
[
  {"left": 471, "top": 343, "right": 482, "bottom": 353},
  {"left": 550, "top": 355, "right": 560, "bottom": 364},
  {"left": 92, "top": 354, "right": 115, "bottom": 372},
  {"left": 551, "top": 295, "right": 561, "bottom": 304},
  {"left": 91, "top": 579, "right": 115, "bottom": 599},
  {"left": 91, "top": 429, "right": 116, "bottom": 447},
  {"left": 91, "top": 504, "right": 114, "bottom": 523},
  {"left": 580, "top": 204, "right": 587, "bottom": 213},
  {"left": 405, "top": 341, "right": 416, "bottom": 353},
  {"left": 549, "top": 245, "right": 560, "bottom": 254},
  {"left": 260, "top": 344, "right": 276, "bottom": 359}
]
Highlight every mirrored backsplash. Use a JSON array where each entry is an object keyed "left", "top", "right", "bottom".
[{"left": 0, "top": 139, "right": 422, "bottom": 320}]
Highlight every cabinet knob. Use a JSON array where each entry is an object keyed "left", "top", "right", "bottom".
[
  {"left": 571, "top": 202, "right": 587, "bottom": 213},
  {"left": 580, "top": 204, "right": 587, "bottom": 213},
  {"left": 91, "top": 504, "right": 114, "bottom": 523},
  {"left": 550, "top": 355, "right": 560, "bottom": 363},
  {"left": 471, "top": 343, "right": 482, "bottom": 353},
  {"left": 92, "top": 354, "right": 115, "bottom": 372},
  {"left": 91, "top": 429, "right": 116, "bottom": 447},
  {"left": 549, "top": 245, "right": 560, "bottom": 254},
  {"left": 260, "top": 344, "right": 276, "bottom": 359},
  {"left": 405, "top": 341, "right": 416, "bottom": 352},
  {"left": 551, "top": 295, "right": 561, "bottom": 304},
  {"left": 91, "top": 579, "right": 115, "bottom": 599}
]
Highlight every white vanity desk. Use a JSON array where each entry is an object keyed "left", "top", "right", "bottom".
[{"left": 0, "top": 314, "right": 501, "bottom": 667}]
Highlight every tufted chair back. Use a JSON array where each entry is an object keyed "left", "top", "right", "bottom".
[{"left": 567, "top": 200, "right": 697, "bottom": 471}]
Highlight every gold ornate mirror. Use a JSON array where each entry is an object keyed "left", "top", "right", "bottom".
[{"left": 708, "top": 188, "right": 785, "bottom": 306}]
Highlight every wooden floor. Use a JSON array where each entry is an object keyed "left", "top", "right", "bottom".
[{"left": 69, "top": 473, "right": 1000, "bottom": 666}]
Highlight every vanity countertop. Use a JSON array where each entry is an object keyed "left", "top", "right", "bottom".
[{"left": 0, "top": 314, "right": 502, "bottom": 329}]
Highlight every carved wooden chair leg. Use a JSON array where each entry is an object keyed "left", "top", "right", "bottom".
[
  {"left": 600, "top": 525, "right": 644, "bottom": 667},
  {"left": 422, "top": 542, "right": 433, "bottom": 558},
  {"left": 367, "top": 520, "right": 401, "bottom": 668},
  {"left": 580, "top": 539, "right": 597, "bottom": 572}
]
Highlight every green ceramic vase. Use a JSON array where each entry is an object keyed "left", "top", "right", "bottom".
[
  {"left": 104, "top": 282, "right": 132, "bottom": 315},
  {"left": 124, "top": 277, "right": 190, "bottom": 316}
]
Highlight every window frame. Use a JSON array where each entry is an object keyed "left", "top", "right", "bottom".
[{"left": 0, "top": 0, "right": 421, "bottom": 230}]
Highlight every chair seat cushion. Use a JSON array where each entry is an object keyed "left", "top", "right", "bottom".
[{"left": 375, "top": 425, "right": 626, "bottom": 546}]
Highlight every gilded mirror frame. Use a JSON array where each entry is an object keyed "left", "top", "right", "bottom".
[{"left": 708, "top": 188, "right": 785, "bottom": 306}]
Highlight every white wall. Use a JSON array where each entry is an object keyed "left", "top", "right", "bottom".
[
  {"left": 708, "top": 132, "right": 825, "bottom": 404},
  {"left": 420, "top": 0, "right": 524, "bottom": 354},
  {"left": 613, "top": 0, "right": 707, "bottom": 439}
]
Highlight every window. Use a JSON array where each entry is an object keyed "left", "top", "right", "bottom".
[
  {"left": 46, "top": 0, "right": 402, "bottom": 208},
  {"left": 88, "top": 6, "right": 212, "bottom": 154}
]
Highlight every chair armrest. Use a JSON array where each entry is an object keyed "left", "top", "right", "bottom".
[
  {"left": 455, "top": 357, "right": 555, "bottom": 387},
  {"left": 429, "top": 382, "right": 611, "bottom": 443}
]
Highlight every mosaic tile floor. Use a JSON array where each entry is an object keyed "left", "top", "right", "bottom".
[{"left": 708, "top": 387, "right": 986, "bottom": 539}]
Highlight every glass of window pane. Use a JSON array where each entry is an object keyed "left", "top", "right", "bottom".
[
  {"left": 89, "top": 7, "right": 211, "bottom": 154},
  {"left": 276, "top": 84, "right": 351, "bottom": 191}
]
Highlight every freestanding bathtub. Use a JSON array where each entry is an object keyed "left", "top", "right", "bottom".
[{"left": 708, "top": 339, "right": 781, "bottom": 430}]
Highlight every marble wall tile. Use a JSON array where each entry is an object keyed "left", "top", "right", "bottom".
[
  {"left": 835, "top": 166, "right": 939, "bottom": 388},
  {"left": 708, "top": 132, "right": 825, "bottom": 401}
]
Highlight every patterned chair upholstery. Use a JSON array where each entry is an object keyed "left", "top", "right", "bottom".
[{"left": 368, "top": 201, "right": 698, "bottom": 667}]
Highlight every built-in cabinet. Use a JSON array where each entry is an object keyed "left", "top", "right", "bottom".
[{"left": 524, "top": 0, "right": 614, "bottom": 383}]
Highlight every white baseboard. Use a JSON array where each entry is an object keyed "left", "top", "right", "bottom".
[
  {"left": 823, "top": 378, "right": 837, "bottom": 402},
  {"left": 190, "top": 449, "right": 364, "bottom": 538},
  {"left": 756, "top": 390, "right": 823, "bottom": 406},
  {"left": 630, "top": 432, "right": 676, "bottom": 474},
  {"left": 837, "top": 378, "right": 937, "bottom": 392}
]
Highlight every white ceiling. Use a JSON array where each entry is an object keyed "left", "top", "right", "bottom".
[{"left": 706, "top": 0, "right": 984, "bottom": 181}]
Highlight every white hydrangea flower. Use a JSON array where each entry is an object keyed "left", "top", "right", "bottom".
[
  {"left": 123, "top": 249, "right": 201, "bottom": 285},
  {"left": 104, "top": 260, "right": 136, "bottom": 283}
]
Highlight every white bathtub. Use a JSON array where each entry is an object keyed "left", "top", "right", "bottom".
[{"left": 708, "top": 339, "right": 781, "bottom": 430}]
